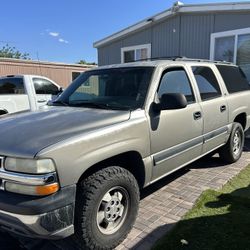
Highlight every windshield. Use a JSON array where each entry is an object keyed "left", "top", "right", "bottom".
[{"left": 53, "top": 67, "right": 154, "bottom": 110}]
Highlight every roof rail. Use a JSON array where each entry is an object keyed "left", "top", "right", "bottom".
[
  {"left": 132, "top": 56, "right": 234, "bottom": 65},
  {"left": 174, "top": 57, "right": 233, "bottom": 65},
  {"left": 133, "top": 56, "right": 183, "bottom": 62}
]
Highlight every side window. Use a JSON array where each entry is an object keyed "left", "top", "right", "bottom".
[
  {"left": 216, "top": 65, "right": 250, "bottom": 93},
  {"left": 33, "top": 78, "right": 59, "bottom": 95},
  {"left": 158, "top": 68, "right": 195, "bottom": 103},
  {"left": 0, "top": 77, "right": 25, "bottom": 94},
  {"left": 192, "top": 66, "right": 221, "bottom": 101}
]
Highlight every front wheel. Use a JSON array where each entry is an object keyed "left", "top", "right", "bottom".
[
  {"left": 72, "top": 166, "right": 140, "bottom": 250},
  {"left": 219, "top": 122, "right": 244, "bottom": 163}
]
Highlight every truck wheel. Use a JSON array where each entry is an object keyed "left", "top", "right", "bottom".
[
  {"left": 219, "top": 122, "right": 244, "bottom": 163},
  {"left": 72, "top": 166, "right": 140, "bottom": 250},
  {"left": 0, "top": 110, "right": 8, "bottom": 116}
]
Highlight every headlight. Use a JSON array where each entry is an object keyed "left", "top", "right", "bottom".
[{"left": 4, "top": 158, "right": 56, "bottom": 174}]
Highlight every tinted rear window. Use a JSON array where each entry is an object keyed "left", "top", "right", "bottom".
[
  {"left": 192, "top": 66, "right": 221, "bottom": 101},
  {"left": 0, "top": 77, "right": 25, "bottom": 94},
  {"left": 216, "top": 65, "right": 250, "bottom": 93}
]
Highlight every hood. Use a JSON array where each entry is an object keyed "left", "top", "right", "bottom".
[{"left": 0, "top": 106, "right": 130, "bottom": 158}]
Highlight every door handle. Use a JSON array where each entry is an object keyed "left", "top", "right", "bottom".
[
  {"left": 37, "top": 99, "right": 47, "bottom": 103},
  {"left": 193, "top": 111, "right": 202, "bottom": 120},
  {"left": 220, "top": 105, "right": 226, "bottom": 112}
]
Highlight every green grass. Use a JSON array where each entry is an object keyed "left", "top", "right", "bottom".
[{"left": 153, "top": 165, "right": 250, "bottom": 250}]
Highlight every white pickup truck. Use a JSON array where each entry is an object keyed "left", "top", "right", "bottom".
[{"left": 0, "top": 75, "right": 62, "bottom": 116}]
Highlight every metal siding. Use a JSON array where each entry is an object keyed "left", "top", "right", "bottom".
[
  {"left": 214, "top": 12, "right": 250, "bottom": 32},
  {"left": 97, "top": 11, "right": 250, "bottom": 65},
  {"left": 152, "top": 16, "right": 180, "bottom": 57},
  {"left": 98, "top": 29, "right": 152, "bottom": 65},
  {"left": 180, "top": 13, "right": 214, "bottom": 59},
  {"left": 122, "top": 28, "right": 151, "bottom": 47},
  {"left": 98, "top": 40, "right": 122, "bottom": 66}
]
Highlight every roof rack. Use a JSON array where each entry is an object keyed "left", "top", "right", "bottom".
[
  {"left": 133, "top": 56, "right": 182, "bottom": 62},
  {"left": 132, "top": 56, "right": 234, "bottom": 65}
]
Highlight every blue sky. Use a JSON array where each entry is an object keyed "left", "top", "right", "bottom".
[{"left": 0, "top": 0, "right": 249, "bottom": 64}]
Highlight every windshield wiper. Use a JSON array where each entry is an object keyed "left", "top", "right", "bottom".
[
  {"left": 50, "top": 100, "right": 69, "bottom": 106},
  {"left": 69, "top": 101, "right": 130, "bottom": 110}
]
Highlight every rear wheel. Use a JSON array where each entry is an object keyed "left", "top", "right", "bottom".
[
  {"left": 72, "top": 166, "right": 140, "bottom": 250},
  {"left": 219, "top": 122, "right": 244, "bottom": 163}
]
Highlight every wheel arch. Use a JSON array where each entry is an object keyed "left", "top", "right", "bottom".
[
  {"left": 77, "top": 151, "right": 146, "bottom": 189},
  {"left": 233, "top": 112, "right": 247, "bottom": 130}
]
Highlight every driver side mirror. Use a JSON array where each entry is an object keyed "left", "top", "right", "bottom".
[
  {"left": 152, "top": 93, "right": 187, "bottom": 112},
  {"left": 53, "top": 87, "right": 64, "bottom": 96}
]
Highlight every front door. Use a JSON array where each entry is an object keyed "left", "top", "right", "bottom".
[
  {"left": 150, "top": 67, "right": 203, "bottom": 181},
  {"left": 32, "top": 77, "right": 60, "bottom": 108}
]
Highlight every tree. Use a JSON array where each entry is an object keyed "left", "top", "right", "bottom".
[
  {"left": 0, "top": 44, "right": 30, "bottom": 60},
  {"left": 77, "top": 59, "right": 97, "bottom": 65}
]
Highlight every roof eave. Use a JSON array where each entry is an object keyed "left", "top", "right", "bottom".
[{"left": 93, "top": 1, "right": 250, "bottom": 48}]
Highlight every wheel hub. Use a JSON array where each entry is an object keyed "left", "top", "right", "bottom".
[
  {"left": 96, "top": 186, "right": 129, "bottom": 235},
  {"left": 104, "top": 197, "right": 121, "bottom": 222},
  {"left": 233, "top": 131, "right": 241, "bottom": 155}
]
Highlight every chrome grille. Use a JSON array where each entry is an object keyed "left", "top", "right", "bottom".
[{"left": 0, "top": 156, "right": 3, "bottom": 169}]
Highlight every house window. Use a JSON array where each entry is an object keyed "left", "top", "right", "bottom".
[
  {"left": 72, "top": 72, "right": 82, "bottom": 81},
  {"left": 210, "top": 28, "right": 250, "bottom": 81},
  {"left": 121, "top": 44, "right": 151, "bottom": 63}
]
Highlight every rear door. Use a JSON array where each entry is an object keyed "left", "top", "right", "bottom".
[
  {"left": 190, "top": 65, "right": 229, "bottom": 154},
  {"left": 149, "top": 66, "right": 203, "bottom": 181}
]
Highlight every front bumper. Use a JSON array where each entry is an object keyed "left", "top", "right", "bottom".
[{"left": 0, "top": 184, "right": 76, "bottom": 239}]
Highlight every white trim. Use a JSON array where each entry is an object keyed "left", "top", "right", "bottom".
[
  {"left": 179, "top": 2, "right": 250, "bottom": 13},
  {"left": 211, "top": 27, "right": 250, "bottom": 39},
  {"left": 210, "top": 34, "right": 215, "bottom": 61},
  {"left": 210, "top": 27, "right": 250, "bottom": 63},
  {"left": 121, "top": 44, "right": 151, "bottom": 63},
  {"left": 234, "top": 34, "right": 238, "bottom": 63},
  {"left": 151, "top": 10, "right": 173, "bottom": 22},
  {"left": 94, "top": 2, "right": 250, "bottom": 48}
]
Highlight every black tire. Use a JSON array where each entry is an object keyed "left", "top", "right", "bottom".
[
  {"left": 72, "top": 166, "right": 140, "bottom": 250},
  {"left": 219, "top": 122, "right": 244, "bottom": 163},
  {"left": 0, "top": 110, "right": 8, "bottom": 116}
]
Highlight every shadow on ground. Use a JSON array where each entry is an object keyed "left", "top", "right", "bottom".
[{"left": 1, "top": 139, "right": 250, "bottom": 250}]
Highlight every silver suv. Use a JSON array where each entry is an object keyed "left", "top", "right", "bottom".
[{"left": 0, "top": 58, "right": 250, "bottom": 249}]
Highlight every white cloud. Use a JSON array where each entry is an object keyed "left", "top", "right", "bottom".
[
  {"left": 43, "top": 29, "right": 69, "bottom": 44},
  {"left": 49, "top": 32, "right": 59, "bottom": 37},
  {"left": 58, "top": 38, "right": 69, "bottom": 44}
]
